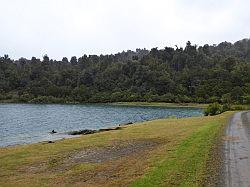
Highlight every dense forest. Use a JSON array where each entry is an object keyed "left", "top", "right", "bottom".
[{"left": 0, "top": 39, "right": 249, "bottom": 104}]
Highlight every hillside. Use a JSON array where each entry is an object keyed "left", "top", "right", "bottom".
[{"left": 0, "top": 39, "right": 249, "bottom": 104}]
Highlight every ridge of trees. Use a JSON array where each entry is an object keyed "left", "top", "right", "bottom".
[{"left": 0, "top": 39, "right": 249, "bottom": 104}]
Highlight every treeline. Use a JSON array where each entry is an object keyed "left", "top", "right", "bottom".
[{"left": 0, "top": 39, "right": 249, "bottom": 104}]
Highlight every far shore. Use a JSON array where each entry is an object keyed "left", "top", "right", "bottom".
[
  {"left": 0, "top": 100, "right": 249, "bottom": 111},
  {"left": 0, "top": 100, "right": 207, "bottom": 108},
  {"left": 111, "top": 102, "right": 208, "bottom": 108}
]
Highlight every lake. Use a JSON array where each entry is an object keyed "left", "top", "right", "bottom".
[{"left": 0, "top": 104, "right": 203, "bottom": 147}]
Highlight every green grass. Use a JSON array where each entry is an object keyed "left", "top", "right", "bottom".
[
  {"left": 0, "top": 112, "right": 233, "bottom": 186},
  {"left": 231, "top": 104, "right": 250, "bottom": 110},
  {"left": 132, "top": 120, "right": 223, "bottom": 187}
]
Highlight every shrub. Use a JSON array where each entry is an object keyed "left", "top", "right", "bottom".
[
  {"left": 208, "top": 96, "right": 220, "bottom": 103},
  {"left": 159, "top": 93, "right": 174, "bottom": 102},
  {"left": 222, "top": 103, "right": 231, "bottom": 112},
  {"left": 29, "top": 96, "right": 65, "bottom": 103},
  {"left": 242, "top": 95, "right": 250, "bottom": 104},
  {"left": 204, "top": 102, "right": 223, "bottom": 116},
  {"left": 221, "top": 93, "right": 232, "bottom": 104},
  {"left": 18, "top": 93, "right": 32, "bottom": 102}
]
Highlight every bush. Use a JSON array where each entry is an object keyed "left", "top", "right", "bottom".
[
  {"left": 29, "top": 96, "right": 65, "bottom": 103},
  {"left": 222, "top": 103, "right": 231, "bottom": 112},
  {"left": 110, "top": 91, "right": 124, "bottom": 102},
  {"left": 159, "top": 93, "right": 174, "bottom": 102},
  {"left": 88, "top": 92, "right": 111, "bottom": 103},
  {"left": 204, "top": 102, "right": 223, "bottom": 116},
  {"left": 242, "top": 95, "right": 250, "bottom": 104},
  {"left": 208, "top": 96, "right": 220, "bottom": 103},
  {"left": 221, "top": 93, "right": 232, "bottom": 104},
  {"left": 18, "top": 93, "right": 33, "bottom": 102}
]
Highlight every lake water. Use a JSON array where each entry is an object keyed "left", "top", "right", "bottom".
[{"left": 0, "top": 104, "right": 203, "bottom": 147}]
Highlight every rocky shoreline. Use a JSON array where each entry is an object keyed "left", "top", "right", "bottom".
[{"left": 66, "top": 122, "right": 133, "bottom": 135}]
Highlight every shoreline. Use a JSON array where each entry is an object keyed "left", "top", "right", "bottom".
[
  {"left": 111, "top": 102, "right": 208, "bottom": 108},
  {"left": 0, "top": 116, "right": 180, "bottom": 148},
  {"left": 0, "top": 101, "right": 207, "bottom": 108},
  {"left": 1, "top": 102, "right": 248, "bottom": 111},
  {"left": 0, "top": 113, "right": 203, "bottom": 148},
  {"left": 0, "top": 102, "right": 205, "bottom": 148}
]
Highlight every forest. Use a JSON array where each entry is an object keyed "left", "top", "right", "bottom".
[{"left": 0, "top": 39, "right": 249, "bottom": 104}]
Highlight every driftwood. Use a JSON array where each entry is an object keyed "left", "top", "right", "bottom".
[{"left": 119, "top": 122, "right": 133, "bottom": 126}]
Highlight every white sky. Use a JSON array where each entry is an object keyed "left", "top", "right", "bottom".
[{"left": 0, "top": 0, "right": 250, "bottom": 60}]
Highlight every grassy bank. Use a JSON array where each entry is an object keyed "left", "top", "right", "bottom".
[
  {"left": 132, "top": 116, "right": 228, "bottom": 186},
  {"left": 0, "top": 112, "right": 233, "bottom": 186}
]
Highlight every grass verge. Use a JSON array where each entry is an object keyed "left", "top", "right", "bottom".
[{"left": 132, "top": 116, "right": 228, "bottom": 187}]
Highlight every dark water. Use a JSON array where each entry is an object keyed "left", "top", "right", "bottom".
[{"left": 0, "top": 104, "right": 203, "bottom": 147}]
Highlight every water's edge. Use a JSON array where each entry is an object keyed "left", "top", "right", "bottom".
[{"left": 0, "top": 103, "right": 203, "bottom": 147}]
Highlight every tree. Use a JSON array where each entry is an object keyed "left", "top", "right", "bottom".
[
  {"left": 43, "top": 54, "right": 49, "bottom": 63},
  {"left": 0, "top": 38, "right": 249, "bottom": 104},
  {"left": 70, "top": 56, "right": 77, "bottom": 64},
  {"left": 62, "top": 57, "right": 69, "bottom": 63}
]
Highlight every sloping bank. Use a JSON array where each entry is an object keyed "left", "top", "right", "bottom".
[{"left": 0, "top": 112, "right": 234, "bottom": 186}]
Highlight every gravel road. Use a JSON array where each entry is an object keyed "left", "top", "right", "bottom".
[{"left": 223, "top": 111, "right": 250, "bottom": 187}]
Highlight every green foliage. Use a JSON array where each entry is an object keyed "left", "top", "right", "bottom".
[
  {"left": 29, "top": 96, "right": 65, "bottom": 104},
  {"left": 204, "top": 103, "right": 223, "bottom": 116},
  {"left": 0, "top": 39, "right": 249, "bottom": 104},
  {"left": 231, "top": 104, "right": 250, "bottom": 110},
  {"left": 222, "top": 103, "right": 232, "bottom": 112},
  {"left": 242, "top": 95, "right": 250, "bottom": 104},
  {"left": 221, "top": 93, "right": 232, "bottom": 104}
]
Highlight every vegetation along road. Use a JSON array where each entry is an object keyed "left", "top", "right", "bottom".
[{"left": 222, "top": 111, "right": 250, "bottom": 187}]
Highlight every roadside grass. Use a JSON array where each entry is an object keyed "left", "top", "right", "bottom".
[
  {"left": 132, "top": 120, "right": 224, "bottom": 187},
  {"left": 231, "top": 104, "right": 250, "bottom": 110},
  {"left": 0, "top": 112, "right": 233, "bottom": 186}
]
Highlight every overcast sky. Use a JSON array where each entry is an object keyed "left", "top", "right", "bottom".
[{"left": 0, "top": 0, "right": 250, "bottom": 60}]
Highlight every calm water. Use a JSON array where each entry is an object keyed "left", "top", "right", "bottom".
[{"left": 0, "top": 104, "right": 203, "bottom": 147}]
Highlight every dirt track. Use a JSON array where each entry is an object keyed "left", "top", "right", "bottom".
[{"left": 223, "top": 111, "right": 250, "bottom": 187}]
